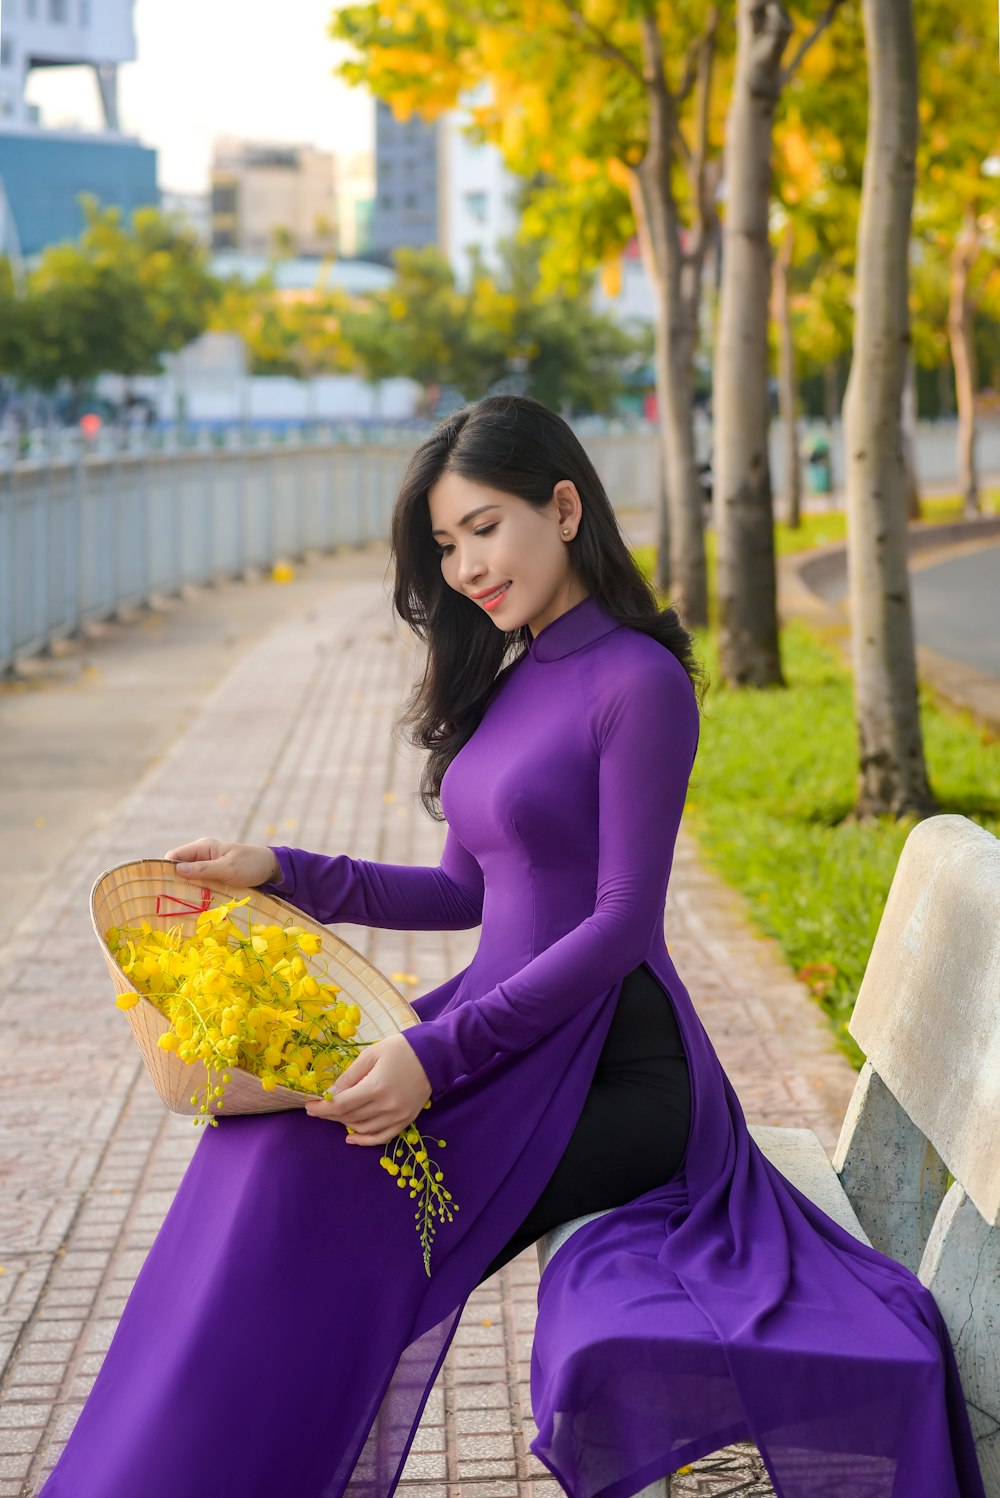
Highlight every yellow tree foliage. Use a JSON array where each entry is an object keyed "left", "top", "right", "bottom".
[
  {"left": 331, "top": 0, "right": 732, "bottom": 298},
  {"left": 773, "top": 0, "right": 1000, "bottom": 382},
  {"left": 771, "top": 10, "right": 865, "bottom": 377}
]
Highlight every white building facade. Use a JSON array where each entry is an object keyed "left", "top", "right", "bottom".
[
  {"left": 0, "top": 0, "right": 155, "bottom": 260},
  {"left": 0, "top": 0, "right": 136, "bottom": 128},
  {"left": 437, "top": 83, "right": 521, "bottom": 286},
  {"left": 210, "top": 138, "right": 339, "bottom": 257}
]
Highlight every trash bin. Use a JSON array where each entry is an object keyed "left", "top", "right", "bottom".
[{"left": 804, "top": 434, "right": 832, "bottom": 494}]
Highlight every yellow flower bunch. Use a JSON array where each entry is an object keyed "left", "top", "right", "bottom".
[{"left": 107, "top": 896, "right": 456, "bottom": 1274}]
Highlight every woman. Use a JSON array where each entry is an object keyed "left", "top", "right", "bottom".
[{"left": 40, "top": 396, "right": 982, "bottom": 1498}]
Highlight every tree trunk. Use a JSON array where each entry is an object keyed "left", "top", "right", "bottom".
[
  {"left": 948, "top": 209, "right": 980, "bottom": 517},
  {"left": 623, "top": 11, "right": 718, "bottom": 628},
  {"left": 901, "top": 356, "right": 920, "bottom": 520},
  {"left": 774, "top": 219, "right": 802, "bottom": 529},
  {"left": 714, "top": 0, "right": 790, "bottom": 686},
  {"left": 842, "top": 0, "right": 934, "bottom": 819},
  {"left": 630, "top": 135, "right": 707, "bottom": 627},
  {"left": 650, "top": 243, "right": 705, "bottom": 621},
  {"left": 655, "top": 466, "right": 671, "bottom": 593}
]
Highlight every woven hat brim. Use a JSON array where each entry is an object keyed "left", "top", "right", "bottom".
[{"left": 90, "top": 858, "right": 419, "bottom": 1117}]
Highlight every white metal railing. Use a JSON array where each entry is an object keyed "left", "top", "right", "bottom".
[{"left": 0, "top": 423, "right": 660, "bottom": 673}]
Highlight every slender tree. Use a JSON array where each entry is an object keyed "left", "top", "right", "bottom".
[
  {"left": 772, "top": 220, "right": 802, "bottom": 527},
  {"left": 623, "top": 7, "right": 722, "bottom": 624},
  {"left": 948, "top": 210, "right": 983, "bottom": 516},
  {"left": 770, "top": 10, "right": 865, "bottom": 461},
  {"left": 713, "top": 0, "right": 843, "bottom": 688},
  {"left": 912, "top": 0, "right": 1000, "bottom": 517},
  {"left": 842, "top": 0, "right": 934, "bottom": 818}
]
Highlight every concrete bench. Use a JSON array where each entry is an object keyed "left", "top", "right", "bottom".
[{"left": 536, "top": 813, "right": 1000, "bottom": 1496}]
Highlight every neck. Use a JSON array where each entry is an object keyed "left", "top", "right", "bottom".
[{"left": 526, "top": 583, "right": 590, "bottom": 641}]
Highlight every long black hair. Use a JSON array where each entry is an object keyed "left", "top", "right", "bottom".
[{"left": 388, "top": 394, "right": 705, "bottom": 820}]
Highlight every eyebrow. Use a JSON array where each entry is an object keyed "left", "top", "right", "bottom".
[{"left": 430, "top": 503, "right": 501, "bottom": 538}]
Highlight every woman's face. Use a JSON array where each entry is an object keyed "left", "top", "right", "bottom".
[{"left": 427, "top": 471, "right": 588, "bottom": 639}]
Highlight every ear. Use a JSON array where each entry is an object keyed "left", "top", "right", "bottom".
[{"left": 552, "top": 478, "right": 582, "bottom": 528}]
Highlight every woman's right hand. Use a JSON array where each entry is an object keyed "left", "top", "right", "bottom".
[{"left": 162, "top": 837, "right": 281, "bottom": 888}]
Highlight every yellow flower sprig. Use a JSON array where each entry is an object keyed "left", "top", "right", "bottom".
[
  {"left": 107, "top": 896, "right": 455, "bottom": 1274},
  {"left": 381, "top": 1123, "right": 458, "bottom": 1277}
]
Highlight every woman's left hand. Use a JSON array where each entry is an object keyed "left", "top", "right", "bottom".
[{"left": 304, "top": 1033, "right": 432, "bottom": 1146}]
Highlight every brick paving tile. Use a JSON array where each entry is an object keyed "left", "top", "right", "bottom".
[{"left": 0, "top": 552, "right": 859, "bottom": 1497}]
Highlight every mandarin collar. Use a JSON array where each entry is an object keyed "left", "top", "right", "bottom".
[{"left": 526, "top": 594, "right": 622, "bottom": 662}]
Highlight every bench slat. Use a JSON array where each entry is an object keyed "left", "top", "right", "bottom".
[
  {"left": 919, "top": 1183, "right": 1000, "bottom": 1491},
  {"left": 848, "top": 815, "right": 1000, "bottom": 1227},
  {"left": 832, "top": 1061, "right": 949, "bottom": 1270}
]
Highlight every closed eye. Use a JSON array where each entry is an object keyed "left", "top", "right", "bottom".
[{"left": 435, "top": 522, "right": 498, "bottom": 557}]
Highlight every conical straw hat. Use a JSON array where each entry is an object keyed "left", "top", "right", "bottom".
[{"left": 90, "top": 858, "right": 419, "bottom": 1118}]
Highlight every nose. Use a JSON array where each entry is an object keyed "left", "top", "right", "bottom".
[{"left": 456, "top": 546, "right": 487, "bottom": 588}]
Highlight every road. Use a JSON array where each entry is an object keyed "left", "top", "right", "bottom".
[
  {"left": 824, "top": 540, "right": 1000, "bottom": 681},
  {"left": 909, "top": 542, "right": 1000, "bottom": 679}
]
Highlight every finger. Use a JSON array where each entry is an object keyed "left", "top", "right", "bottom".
[
  {"left": 345, "top": 1128, "right": 397, "bottom": 1147},
  {"left": 305, "top": 1105, "right": 393, "bottom": 1139},
  {"left": 303, "top": 1103, "right": 342, "bottom": 1122},
  {"left": 174, "top": 857, "right": 229, "bottom": 881},
  {"left": 163, "top": 840, "right": 212, "bottom": 863},
  {"left": 330, "top": 1048, "right": 380, "bottom": 1093},
  {"left": 305, "top": 1091, "right": 380, "bottom": 1120},
  {"left": 313, "top": 1098, "right": 379, "bottom": 1130},
  {"left": 303, "top": 1099, "right": 371, "bottom": 1123},
  {"left": 328, "top": 1067, "right": 380, "bottom": 1105},
  {"left": 305, "top": 1095, "right": 392, "bottom": 1128},
  {"left": 332, "top": 1102, "right": 385, "bottom": 1127}
]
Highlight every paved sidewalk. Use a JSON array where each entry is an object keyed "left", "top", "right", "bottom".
[{"left": 0, "top": 550, "right": 857, "bottom": 1497}]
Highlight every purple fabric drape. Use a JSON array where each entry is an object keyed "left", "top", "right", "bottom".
[{"left": 39, "top": 596, "right": 984, "bottom": 1498}]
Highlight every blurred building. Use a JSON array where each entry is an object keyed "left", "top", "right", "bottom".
[
  {"left": 369, "top": 85, "right": 523, "bottom": 282},
  {"left": 369, "top": 98, "right": 439, "bottom": 265},
  {"left": 334, "top": 148, "right": 374, "bottom": 259},
  {"left": 210, "top": 138, "right": 338, "bottom": 257},
  {"left": 0, "top": 0, "right": 157, "bottom": 259},
  {"left": 160, "top": 189, "right": 212, "bottom": 244},
  {"left": 592, "top": 235, "right": 657, "bottom": 326},
  {"left": 208, "top": 250, "right": 393, "bottom": 301},
  {"left": 438, "top": 83, "right": 521, "bottom": 287}
]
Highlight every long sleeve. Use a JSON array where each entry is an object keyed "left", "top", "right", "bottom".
[
  {"left": 402, "top": 650, "right": 700, "bottom": 1097},
  {"left": 256, "top": 823, "right": 485, "bottom": 931}
]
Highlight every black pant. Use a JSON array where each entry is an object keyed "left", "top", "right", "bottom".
[{"left": 476, "top": 961, "right": 691, "bottom": 1286}]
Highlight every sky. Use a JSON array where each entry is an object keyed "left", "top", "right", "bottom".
[{"left": 23, "top": 0, "right": 374, "bottom": 195}]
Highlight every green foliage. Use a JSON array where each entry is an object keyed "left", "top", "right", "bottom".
[
  {"left": 343, "top": 245, "right": 494, "bottom": 401},
  {"left": 212, "top": 270, "right": 357, "bottom": 381},
  {"left": 1, "top": 258, "right": 154, "bottom": 390},
  {"left": 0, "top": 195, "right": 221, "bottom": 391},
  {"left": 336, "top": 238, "right": 651, "bottom": 415}
]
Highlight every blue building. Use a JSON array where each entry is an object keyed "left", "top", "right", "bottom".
[
  {"left": 0, "top": 125, "right": 158, "bottom": 257},
  {"left": 369, "top": 99, "right": 439, "bottom": 267},
  {"left": 0, "top": 0, "right": 157, "bottom": 260}
]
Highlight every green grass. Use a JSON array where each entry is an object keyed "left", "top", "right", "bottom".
[{"left": 632, "top": 521, "right": 1000, "bottom": 1067}]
